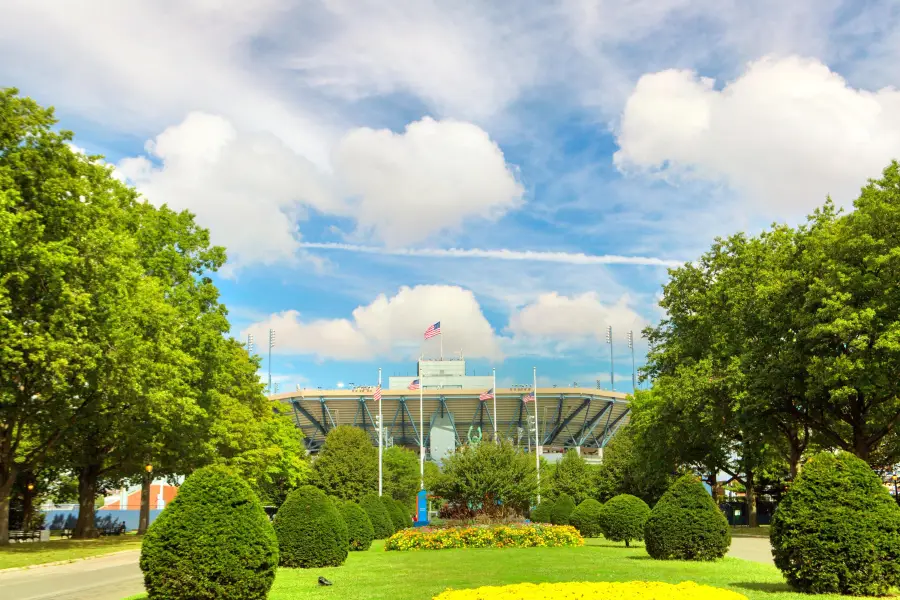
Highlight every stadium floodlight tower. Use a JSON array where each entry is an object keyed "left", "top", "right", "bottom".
[
  {"left": 605, "top": 325, "right": 614, "bottom": 391},
  {"left": 268, "top": 328, "right": 275, "bottom": 394},
  {"left": 627, "top": 330, "right": 636, "bottom": 392}
]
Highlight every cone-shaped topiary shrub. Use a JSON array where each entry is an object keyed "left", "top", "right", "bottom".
[
  {"left": 140, "top": 465, "right": 278, "bottom": 600},
  {"left": 569, "top": 498, "right": 604, "bottom": 537},
  {"left": 530, "top": 499, "right": 555, "bottom": 523},
  {"left": 381, "top": 495, "right": 404, "bottom": 533},
  {"left": 771, "top": 451, "right": 900, "bottom": 595},
  {"left": 360, "top": 493, "right": 394, "bottom": 539},
  {"left": 599, "top": 494, "right": 650, "bottom": 547},
  {"left": 274, "top": 485, "right": 348, "bottom": 568},
  {"left": 550, "top": 493, "right": 576, "bottom": 525},
  {"left": 337, "top": 500, "right": 375, "bottom": 552},
  {"left": 396, "top": 499, "right": 414, "bottom": 528},
  {"left": 644, "top": 474, "right": 730, "bottom": 560}
]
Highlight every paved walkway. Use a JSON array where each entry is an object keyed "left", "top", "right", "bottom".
[
  {"left": 728, "top": 536, "right": 773, "bottom": 564},
  {"left": 0, "top": 550, "right": 143, "bottom": 600}
]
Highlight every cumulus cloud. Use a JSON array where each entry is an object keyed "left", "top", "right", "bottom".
[
  {"left": 508, "top": 292, "right": 646, "bottom": 345},
  {"left": 334, "top": 117, "right": 524, "bottom": 246},
  {"left": 242, "top": 285, "right": 503, "bottom": 361},
  {"left": 117, "top": 112, "right": 337, "bottom": 274},
  {"left": 614, "top": 56, "right": 900, "bottom": 216},
  {"left": 118, "top": 114, "right": 522, "bottom": 271}
]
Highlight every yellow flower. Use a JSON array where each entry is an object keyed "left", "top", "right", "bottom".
[{"left": 433, "top": 581, "right": 748, "bottom": 600}]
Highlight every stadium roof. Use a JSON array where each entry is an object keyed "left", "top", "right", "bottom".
[{"left": 269, "top": 386, "right": 631, "bottom": 454}]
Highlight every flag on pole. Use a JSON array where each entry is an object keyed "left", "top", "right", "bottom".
[
  {"left": 479, "top": 388, "right": 494, "bottom": 401},
  {"left": 424, "top": 321, "right": 441, "bottom": 339},
  {"left": 523, "top": 393, "right": 535, "bottom": 403},
  {"left": 374, "top": 385, "right": 382, "bottom": 402},
  {"left": 408, "top": 379, "right": 420, "bottom": 391}
]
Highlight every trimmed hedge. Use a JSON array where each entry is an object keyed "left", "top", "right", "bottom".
[
  {"left": 140, "top": 466, "right": 278, "bottom": 600},
  {"left": 274, "top": 485, "right": 348, "bottom": 568},
  {"left": 644, "top": 474, "right": 730, "bottom": 561},
  {"left": 360, "top": 493, "right": 395, "bottom": 539},
  {"left": 385, "top": 524, "right": 583, "bottom": 551},
  {"left": 771, "top": 451, "right": 900, "bottom": 595},
  {"left": 379, "top": 495, "right": 400, "bottom": 534},
  {"left": 530, "top": 499, "right": 555, "bottom": 524},
  {"left": 569, "top": 498, "right": 604, "bottom": 537},
  {"left": 385, "top": 497, "right": 410, "bottom": 532},
  {"left": 337, "top": 500, "right": 375, "bottom": 552},
  {"left": 599, "top": 494, "right": 650, "bottom": 547},
  {"left": 550, "top": 493, "right": 576, "bottom": 525},
  {"left": 433, "top": 581, "right": 748, "bottom": 600}
]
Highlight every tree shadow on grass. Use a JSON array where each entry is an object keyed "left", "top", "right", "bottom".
[
  {"left": 624, "top": 555, "right": 653, "bottom": 561},
  {"left": 731, "top": 582, "right": 793, "bottom": 594}
]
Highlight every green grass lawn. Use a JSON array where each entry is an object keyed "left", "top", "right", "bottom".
[
  {"left": 264, "top": 539, "right": 850, "bottom": 600},
  {"left": 730, "top": 526, "right": 771, "bottom": 538},
  {"left": 0, "top": 535, "right": 142, "bottom": 570}
]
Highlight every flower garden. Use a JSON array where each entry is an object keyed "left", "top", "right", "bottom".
[
  {"left": 384, "top": 524, "right": 583, "bottom": 551},
  {"left": 432, "top": 581, "right": 749, "bottom": 600}
]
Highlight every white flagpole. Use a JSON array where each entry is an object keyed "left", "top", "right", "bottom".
[
  {"left": 492, "top": 367, "right": 497, "bottom": 442},
  {"left": 534, "top": 366, "right": 540, "bottom": 504},
  {"left": 440, "top": 329, "right": 443, "bottom": 361},
  {"left": 378, "top": 368, "right": 383, "bottom": 497},
  {"left": 420, "top": 374, "right": 425, "bottom": 489}
]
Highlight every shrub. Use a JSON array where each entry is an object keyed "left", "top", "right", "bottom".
[
  {"left": 274, "top": 485, "right": 348, "bottom": 568},
  {"left": 380, "top": 495, "right": 400, "bottom": 534},
  {"left": 312, "top": 425, "right": 377, "bottom": 501},
  {"left": 385, "top": 524, "right": 583, "bottom": 551},
  {"left": 529, "top": 499, "right": 555, "bottom": 523},
  {"left": 599, "top": 494, "right": 650, "bottom": 546},
  {"left": 383, "top": 446, "right": 420, "bottom": 508},
  {"left": 569, "top": 498, "right": 604, "bottom": 537},
  {"left": 550, "top": 493, "right": 575, "bottom": 525},
  {"left": 140, "top": 466, "right": 278, "bottom": 600},
  {"left": 771, "top": 451, "right": 900, "bottom": 595},
  {"left": 360, "top": 493, "right": 394, "bottom": 539},
  {"left": 433, "top": 581, "right": 747, "bottom": 600},
  {"left": 550, "top": 449, "right": 595, "bottom": 503},
  {"left": 644, "top": 474, "right": 730, "bottom": 560},
  {"left": 337, "top": 500, "right": 375, "bottom": 552}
]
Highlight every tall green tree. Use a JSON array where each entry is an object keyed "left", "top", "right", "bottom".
[
  {"left": 382, "top": 446, "right": 419, "bottom": 509},
  {"left": 0, "top": 89, "right": 146, "bottom": 543},
  {"left": 313, "top": 426, "right": 377, "bottom": 501},
  {"left": 549, "top": 449, "right": 594, "bottom": 503}
]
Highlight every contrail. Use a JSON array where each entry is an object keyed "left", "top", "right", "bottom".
[{"left": 299, "top": 242, "right": 683, "bottom": 267}]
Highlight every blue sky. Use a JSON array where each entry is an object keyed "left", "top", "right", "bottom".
[{"left": 3, "top": 0, "right": 900, "bottom": 392}]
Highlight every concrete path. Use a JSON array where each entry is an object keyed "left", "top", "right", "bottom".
[
  {"left": 0, "top": 549, "right": 143, "bottom": 600},
  {"left": 728, "top": 536, "right": 773, "bottom": 564}
]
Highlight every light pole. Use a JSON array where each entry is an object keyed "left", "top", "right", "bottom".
[
  {"left": 605, "top": 326, "right": 614, "bottom": 391},
  {"left": 627, "top": 330, "right": 636, "bottom": 392},
  {"left": 247, "top": 333, "right": 254, "bottom": 356},
  {"left": 268, "top": 329, "right": 275, "bottom": 394}
]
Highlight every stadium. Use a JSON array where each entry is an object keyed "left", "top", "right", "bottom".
[{"left": 269, "top": 357, "right": 631, "bottom": 464}]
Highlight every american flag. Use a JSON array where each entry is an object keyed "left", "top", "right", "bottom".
[
  {"left": 374, "top": 385, "right": 382, "bottom": 402},
  {"left": 479, "top": 388, "right": 494, "bottom": 401},
  {"left": 408, "top": 379, "right": 420, "bottom": 391},
  {"left": 424, "top": 321, "right": 441, "bottom": 339},
  {"left": 522, "top": 393, "right": 535, "bottom": 403}
]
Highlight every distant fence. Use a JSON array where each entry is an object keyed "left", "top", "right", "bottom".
[{"left": 42, "top": 509, "right": 163, "bottom": 531}]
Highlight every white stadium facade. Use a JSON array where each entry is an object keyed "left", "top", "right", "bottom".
[{"left": 270, "top": 358, "right": 631, "bottom": 464}]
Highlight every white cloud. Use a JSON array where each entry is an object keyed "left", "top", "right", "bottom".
[
  {"left": 242, "top": 285, "right": 503, "bottom": 362},
  {"left": 334, "top": 117, "right": 523, "bottom": 246},
  {"left": 117, "top": 112, "right": 338, "bottom": 275},
  {"left": 298, "top": 241, "right": 682, "bottom": 267},
  {"left": 118, "top": 114, "right": 521, "bottom": 271},
  {"left": 508, "top": 292, "right": 646, "bottom": 346},
  {"left": 614, "top": 56, "right": 900, "bottom": 216}
]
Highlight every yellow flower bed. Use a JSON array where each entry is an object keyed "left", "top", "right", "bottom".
[
  {"left": 384, "top": 524, "right": 584, "bottom": 551},
  {"left": 433, "top": 581, "right": 748, "bottom": 600}
]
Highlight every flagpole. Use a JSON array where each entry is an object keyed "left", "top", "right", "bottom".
[
  {"left": 378, "top": 368, "right": 383, "bottom": 497},
  {"left": 534, "top": 366, "right": 540, "bottom": 504},
  {"left": 492, "top": 367, "right": 497, "bottom": 442},
  {"left": 440, "top": 330, "right": 443, "bottom": 361},
  {"left": 419, "top": 374, "right": 425, "bottom": 490}
]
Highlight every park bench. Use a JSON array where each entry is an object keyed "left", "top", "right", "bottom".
[
  {"left": 8, "top": 530, "right": 42, "bottom": 542},
  {"left": 98, "top": 523, "right": 126, "bottom": 536}
]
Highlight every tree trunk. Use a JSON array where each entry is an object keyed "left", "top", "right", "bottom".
[
  {"left": 745, "top": 468, "right": 757, "bottom": 528},
  {"left": 73, "top": 464, "right": 101, "bottom": 539},
  {"left": 788, "top": 442, "right": 802, "bottom": 480},
  {"left": 138, "top": 471, "right": 152, "bottom": 534},
  {"left": 22, "top": 478, "right": 34, "bottom": 531},
  {"left": 0, "top": 471, "right": 16, "bottom": 546}
]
